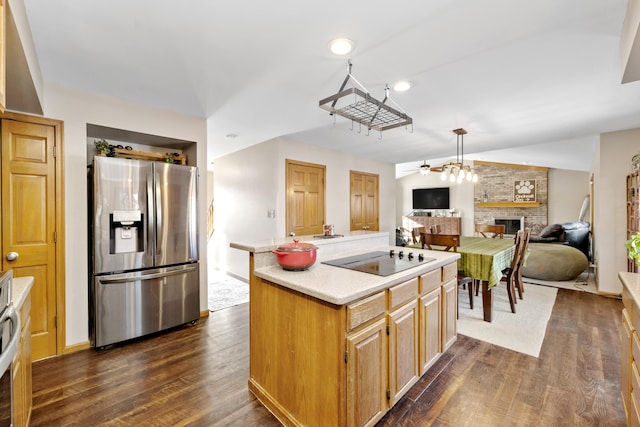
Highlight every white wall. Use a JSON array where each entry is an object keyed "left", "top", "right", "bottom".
[
  {"left": 395, "top": 172, "right": 475, "bottom": 236},
  {"left": 595, "top": 128, "right": 640, "bottom": 295},
  {"left": 43, "top": 83, "right": 208, "bottom": 348},
  {"left": 548, "top": 169, "right": 590, "bottom": 224},
  {"left": 210, "top": 136, "right": 396, "bottom": 281}
]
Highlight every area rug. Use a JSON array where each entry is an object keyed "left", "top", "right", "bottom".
[
  {"left": 208, "top": 272, "right": 249, "bottom": 312},
  {"left": 457, "top": 282, "right": 557, "bottom": 357}
]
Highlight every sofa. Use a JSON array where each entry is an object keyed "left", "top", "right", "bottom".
[{"left": 529, "top": 221, "right": 591, "bottom": 260}]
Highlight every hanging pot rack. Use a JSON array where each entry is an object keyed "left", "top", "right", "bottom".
[{"left": 318, "top": 61, "right": 413, "bottom": 134}]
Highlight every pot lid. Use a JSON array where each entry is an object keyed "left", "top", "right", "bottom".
[{"left": 276, "top": 239, "right": 318, "bottom": 252}]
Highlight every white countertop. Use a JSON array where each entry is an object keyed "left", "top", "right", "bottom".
[
  {"left": 254, "top": 246, "right": 460, "bottom": 305},
  {"left": 12, "top": 276, "right": 34, "bottom": 310},
  {"left": 230, "top": 230, "right": 389, "bottom": 254}
]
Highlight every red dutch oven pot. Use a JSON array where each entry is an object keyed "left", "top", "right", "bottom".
[{"left": 272, "top": 239, "right": 319, "bottom": 270}]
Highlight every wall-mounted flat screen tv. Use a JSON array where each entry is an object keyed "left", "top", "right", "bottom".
[{"left": 412, "top": 187, "right": 450, "bottom": 210}]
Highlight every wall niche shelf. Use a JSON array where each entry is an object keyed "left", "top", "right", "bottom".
[{"left": 477, "top": 201, "right": 540, "bottom": 208}]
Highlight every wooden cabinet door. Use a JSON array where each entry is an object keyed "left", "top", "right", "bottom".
[
  {"left": 442, "top": 279, "right": 457, "bottom": 351},
  {"left": 388, "top": 299, "right": 419, "bottom": 405},
  {"left": 12, "top": 295, "right": 32, "bottom": 427},
  {"left": 347, "top": 318, "right": 387, "bottom": 427},
  {"left": 419, "top": 287, "right": 442, "bottom": 375},
  {"left": 623, "top": 308, "right": 633, "bottom": 418},
  {"left": 350, "top": 171, "right": 379, "bottom": 231},
  {"left": 286, "top": 159, "right": 325, "bottom": 237}
]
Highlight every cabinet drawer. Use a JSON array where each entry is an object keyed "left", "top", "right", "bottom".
[
  {"left": 346, "top": 291, "right": 386, "bottom": 332},
  {"left": 442, "top": 263, "right": 457, "bottom": 283},
  {"left": 388, "top": 278, "right": 419, "bottom": 310},
  {"left": 419, "top": 269, "right": 441, "bottom": 295}
]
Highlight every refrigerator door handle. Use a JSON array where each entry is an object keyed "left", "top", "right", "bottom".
[
  {"left": 98, "top": 265, "right": 198, "bottom": 284},
  {"left": 147, "top": 168, "right": 155, "bottom": 265},
  {"left": 153, "top": 165, "right": 163, "bottom": 260}
]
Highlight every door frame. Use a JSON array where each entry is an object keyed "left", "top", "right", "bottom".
[{"left": 1, "top": 111, "right": 66, "bottom": 355}]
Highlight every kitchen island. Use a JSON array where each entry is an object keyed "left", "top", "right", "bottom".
[
  {"left": 11, "top": 276, "right": 34, "bottom": 427},
  {"left": 619, "top": 272, "right": 640, "bottom": 424},
  {"left": 231, "top": 232, "right": 460, "bottom": 427}
]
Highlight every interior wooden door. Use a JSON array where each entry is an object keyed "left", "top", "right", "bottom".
[
  {"left": 0, "top": 0, "right": 5, "bottom": 113},
  {"left": 285, "top": 159, "right": 325, "bottom": 237},
  {"left": 1, "top": 118, "right": 58, "bottom": 360},
  {"left": 350, "top": 171, "right": 379, "bottom": 231}
]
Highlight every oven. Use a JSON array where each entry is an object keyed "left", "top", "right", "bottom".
[{"left": 0, "top": 271, "right": 17, "bottom": 427}]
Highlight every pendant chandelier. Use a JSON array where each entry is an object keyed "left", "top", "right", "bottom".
[{"left": 420, "top": 128, "right": 478, "bottom": 183}]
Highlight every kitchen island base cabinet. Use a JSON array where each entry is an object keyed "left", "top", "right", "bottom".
[
  {"left": 12, "top": 293, "right": 32, "bottom": 427},
  {"left": 249, "top": 261, "right": 458, "bottom": 427},
  {"left": 619, "top": 273, "right": 640, "bottom": 426}
]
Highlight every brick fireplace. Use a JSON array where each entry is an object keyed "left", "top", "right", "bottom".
[{"left": 473, "top": 161, "right": 548, "bottom": 235}]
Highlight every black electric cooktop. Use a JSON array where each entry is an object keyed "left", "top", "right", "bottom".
[{"left": 322, "top": 250, "right": 435, "bottom": 277}]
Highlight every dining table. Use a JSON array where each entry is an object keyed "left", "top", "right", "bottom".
[
  {"left": 420, "top": 233, "right": 516, "bottom": 322},
  {"left": 457, "top": 236, "right": 516, "bottom": 322}
]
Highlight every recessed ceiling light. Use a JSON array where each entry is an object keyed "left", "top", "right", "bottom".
[
  {"left": 393, "top": 81, "right": 411, "bottom": 92},
  {"left": 329, "top": 38, "right": 353, "bottom": 55}
]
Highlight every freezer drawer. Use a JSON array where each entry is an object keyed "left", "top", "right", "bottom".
[{"left": 92, "top": 264, "right": 199, "bottom": 348}]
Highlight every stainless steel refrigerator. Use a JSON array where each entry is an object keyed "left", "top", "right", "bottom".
[{"left": 89, "top": 156, "right": 199, "bottom": 348}]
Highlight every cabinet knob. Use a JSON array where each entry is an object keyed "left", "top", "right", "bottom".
[{"left": 6, "top": 252, "right": 18, "bottom": 261}]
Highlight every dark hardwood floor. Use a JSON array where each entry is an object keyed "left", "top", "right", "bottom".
[{"left": 30, "top": 288, "right": 625, "bottom": 426}]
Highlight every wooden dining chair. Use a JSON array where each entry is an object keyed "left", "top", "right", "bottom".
[
  {"left": 421, "top": 232, "right": 460, "bottom": 252},
  {"left": 475, "top": 224, "right": 506, "bottom": 239},
  {"left": 500, "top": 230, "right": 525, "bottom": 313},
  {"left": 412, "top": 227, "right": 426, "bottom": 245},
  {"left": 513, "top": 229, "right": 531, "bottom": 299},
  {"left": 430, "top": 224, "right": 441, "bottom": 234},
  {"left": 421, "top": 232, "right": 474, "bottom": 315}
]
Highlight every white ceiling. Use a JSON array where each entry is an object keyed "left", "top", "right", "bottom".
[{"left": 23, "top": 0, "right": 640, "bottom": 176}]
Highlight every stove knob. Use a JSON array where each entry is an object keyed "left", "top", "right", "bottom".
[
  {"left": 408, "top": 252, "right": 414, "bottom": 260},
  {"left": 398, "top": 250, "right": 404, "bottom": 258},
  {"left": 389, "top": 249, "right": 395, "bottom": 257},
  {"left": 418, "top": 254, "right": 424, "bottom": 262}
]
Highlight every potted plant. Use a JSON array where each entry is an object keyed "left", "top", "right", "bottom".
[
  {"left": 625, "top": 231, "right": 640, "bottom": 265},
  {"left": 94, "top": 139, "right": 113, "bottom": 157}
]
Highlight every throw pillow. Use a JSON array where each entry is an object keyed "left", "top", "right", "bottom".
[{"left": 539, "top": 223, "right": 563, "bottom": 238}]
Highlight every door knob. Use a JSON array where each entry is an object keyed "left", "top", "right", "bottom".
[{"left": 6, "top": 252, "right": 18, "bottom": 261}]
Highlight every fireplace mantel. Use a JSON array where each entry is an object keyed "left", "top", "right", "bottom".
[{"left": 477, "top": 201, "right": 540, "bottom": 208}]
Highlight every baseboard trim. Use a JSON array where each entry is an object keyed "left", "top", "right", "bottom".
[{"left": 64, "top": 341, "right": 91, "bottom": 354}]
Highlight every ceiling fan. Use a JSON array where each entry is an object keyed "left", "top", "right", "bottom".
[{"left": 403, "top": 161, "right": 444, "bottom": 175}]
